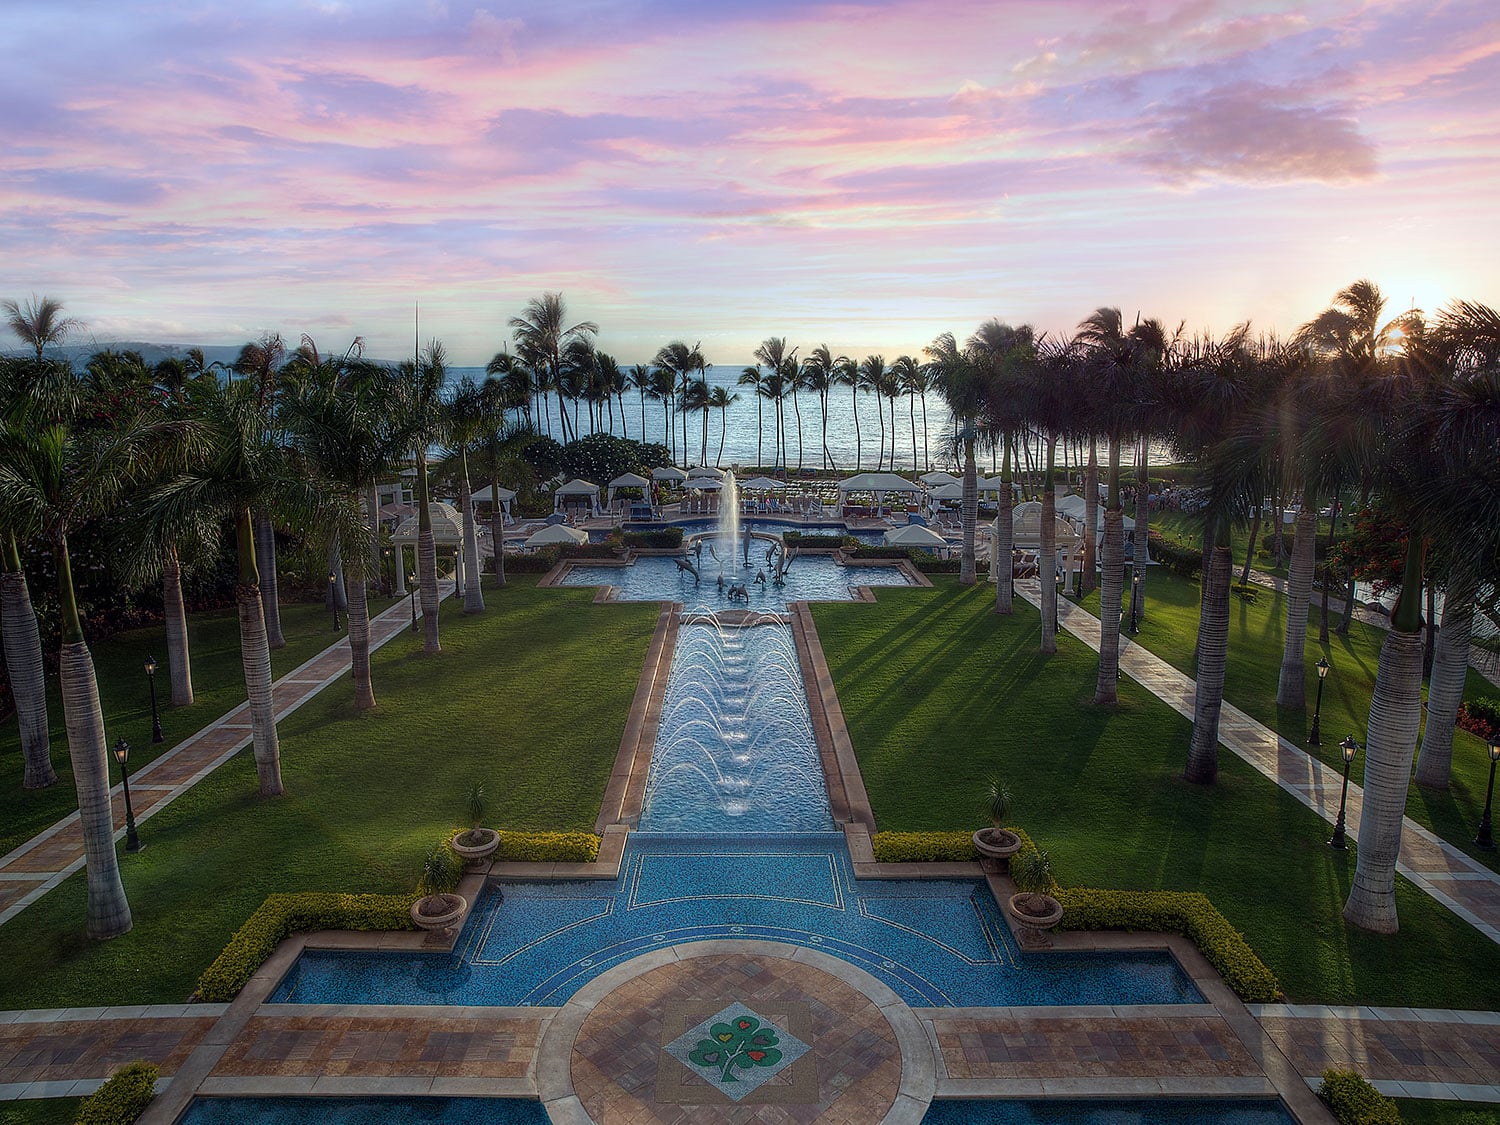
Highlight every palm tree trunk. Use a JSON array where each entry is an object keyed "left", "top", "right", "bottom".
[
  {"left": 1184, "top": 525, "right": 1233, "bottom": 784},
  {"left": 1039, "top": 437, "right": 1058, "bottom": 654},
  {"left": 718, "top": 409, "right": 728, "bottom": 466},
  {"left": 348, "top": 576, "right": 375, "bottom": 711},
  {"left": 1276, "top": 499, "right": 1317, "bottom": 708},
  {"left": 366, "top": 483, "right": 382, "bottom": 594},
  {"left": 756, "top": 394, "right": 764, "bottom": 469},
  {"left": 909, "top": 395, "right": 917, "bottom": 474},
  {"left": 1080, "top": 441, "right": 1098, "bottom": 596},
  {"left": 1238, "top": 509, "right": 1262, "bottom": 587},
  {"left": 1414, "top": 559, "right": 1477, "bottom": 789},
  {"left": 851, "top": 385, "right": 861, "bottom": 471},
  {"left": 162, "top": 542, "right": 194, "bottom": 707},
  {"left": 416, "top": 453, "right": 441, "bottom": 654},
  {"left": 459, "top": 465, "right": 484, "bottom": 615},
  {"left": 490, "top": 473, "right": 507, "bottom": 587},
  {"left": 1345, "top": 536, "right": 1426, "bottom": 934},
  {"left": 1131, "top": 440, "right": 1150, "bottom": 624},
  {"left": 1319, "top": 490, "right": 1341, "bottom": 644},
  {"left": 996, "top": 438, "right": 1014, "bottom": 615},
  {"left": 875, "top": 395, "right": 885, "bottom": 470},
  {"left": 920, "top": 390, "right": 929, "bottom": 471},
  {"left": 2, "top": 544, "right": 54, "bottom": 788},
  {"left": 235, "top": 510, "right": 282, "bottom": 796},
  {"left": 253, "top": 511, "right": 285, "bottom": 649},
  {"left": 792, "top": 389, "right": 804, "bottom": 473},
  {"left": 959, "top": 437, "right": 977, "bottom": 585}
]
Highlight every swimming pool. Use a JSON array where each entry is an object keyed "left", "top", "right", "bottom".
[
  {"left": 181, "top": 1097, "right": 549, "bottom": 1124},
  {"left": 920, "top": 1098, "right": 1296, "bottom": 1123},
  {"left": 561, "top": 553, "right": 913, "bottom": 610},
  {"left": 269, "top": 834, "right": 1201, "bottom": 1009}
]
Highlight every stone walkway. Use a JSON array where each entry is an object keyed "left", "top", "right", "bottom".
[
  {"left": 0, "top": 589, "right": 444, "bottom": 927},
  {"left": 1017, "top": 582, "right": 1500, "bottom": 948}
]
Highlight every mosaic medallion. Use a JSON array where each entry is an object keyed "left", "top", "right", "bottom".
[{"left": 662, "top": 1002, "right": 813, "bottom": 1102}]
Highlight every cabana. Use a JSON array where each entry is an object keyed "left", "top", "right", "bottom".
[
  {"left": 836, "top": 472, "right": 921, "bottom": 516},
  {"left": 606, "top": 472, "right": 651, "bottom": 510},
  {"left": 920, "top": 469, "right": 960, "bottom": 486},
  {"left": 651, "top": 466, "right": 688, "bottom": 482},
  {"left": 553, "top": 478, "right": 602, "bottom": 517},
  {"left": 470, "top": 484, "right": 517, "bottom": 525},
  {"left": 992, "top": 501, "right": 1084, "bottom": 593},
  {"left": 524, "top": 524, "right": 589, "bottom": 548},
  {"left": 883, "top": 523, "right": 949, "bottom": 554},
  {"left": 738, "top": 476, "right": 784, "bottom": 491},
  {"left": 687, "top": 465, "right": 726, "bottom": 480}
]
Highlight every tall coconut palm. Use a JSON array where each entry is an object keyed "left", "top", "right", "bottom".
[
  {"left": 927, "top": 334, "right": 982, "bottom": 584},
  {"left": 486, "top": 349, "right": 533, "bottom": 431},
  {"left": 396, "top": 342, "right": 450, "bottom": 654},
  {"left": 737, "top": 366, "right": 766, "bottom": 468},
  {"left": 0, "top": 365, "right": 188, "bottom": 936},
  {"left": 628, "top": 363, "right": 654, "bottom": 445},
  {"left": 1025, "top": 338, "right": 1080, "bottom": 654},
  {"left": 232, "top": 334, "right": 288, "bottom": 650},
  {"left": 801, "top": 345, "right": 841, "bottom": 472},
  {"left": 897, "top": 358, "right": 925, "bottom": 473},
  {"left": 654, "top": 341, "right": 706, "bottom": 465},
  {"left": 889, "top": 357, "right": 922, "bottom": 472},
  {"left": 3, "top": 294, "right": 83, "bottom": 360},
  {"left": 648, "top": 364, "right": 679, "bottom": 462},
  {"left": 857, "top": 355, "right": 886, "bottom": 472},
  {"left": 509, "top": 293, "right": 598, "bottom": 444},
  {"left": 442, "top": 377, "right": 491, "bottom": 615},
  {"left": 708, "top": 385, "right": 740, "bottom": 466},
  {"left": 754, "top": 339, "right": 798, "bottom": 472}
]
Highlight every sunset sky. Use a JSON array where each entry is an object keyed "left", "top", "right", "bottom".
[{"left": 3, "top": 0, "right": 1497, "bottom": 366}]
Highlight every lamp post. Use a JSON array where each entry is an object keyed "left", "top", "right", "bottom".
[
  {"left": 329, "top": 572, "right": 340, "bottom": 631},
  {"left": 144, "top": 655, "right": 164, "bottom": 744},
  {"left": 1128, "top": 569, "right": 1141, "bottom": 634},
  {"left": 1329, "top": 735, "right": 1359, "bottom": 849},
  {"left": 1476, "top": 736, "right": 1500, "bottom": 850},
  {"left": 409, "top": 574, "right": 418, "bottom": 632},
  {"left": 382, "top": 547, "right": 392, "bottom": 596},
  {"left": 1309, "top": 658, "right": 1330, "bottom": 746},
  {"left": 112, "top": 738, "right": 142, "bottom": 852}
]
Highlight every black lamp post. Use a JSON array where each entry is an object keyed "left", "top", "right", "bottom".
[
  {"left": 1330, "top": 735, "right": 1359, "bottom": 849},
  {"left": 1476, "top": 736, "right": 1500, "bottom": 851},
  {"left": 329, "top": 571, "right": 340, "bottom": 631},
  {"left": 382, "top": 547, "right": 392, "bottom": 596},
  {"left": 409, "top": 574, "right": 418, "bottom": 632},
  {"left": 112, "top": 738, "right": 142, "bottom": 852},
  {"left": 144, "top": 655, "right": 164, "bottom": 744},
  {"left": 1309, "top": 658, "right": 1330, "bottom": 746},
  {"left": 1128, "top": 570, "right": 1141, "bottom": 634}
]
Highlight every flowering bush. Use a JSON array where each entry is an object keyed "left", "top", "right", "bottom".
[{"left": 1457, "top": 698, "right": 1500, "bottom": 743}]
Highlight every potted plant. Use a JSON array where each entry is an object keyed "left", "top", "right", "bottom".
[
  {"left": 972, "top": 777, "right": 1022, "bottom": 870},
  {"left": 450, "top": 782, "right": 500, "bottom": 866},
  {"left": 411, "top": 840, "right": 467, "bottom": 932},
  {"left": 1006, "top": 847, "right": 1063, "bottom": 950}
]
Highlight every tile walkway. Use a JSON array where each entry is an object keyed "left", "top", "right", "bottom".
[
  {"left": 1016, "top": 581, "right": 1500, "bottom": 947},
  {"left": 0, "top": 588, "right": 446, "bottom": 928}
]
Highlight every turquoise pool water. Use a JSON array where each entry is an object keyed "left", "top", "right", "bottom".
[
  {"left": 561, "top": 553, "right": 912, "bottom": 611},
  {"left": 920, "top": 1098, "right": 1296, "bottom": 1123},
  {"left": 181, "top": 1096, "right": 549, "bottom": 1123}
]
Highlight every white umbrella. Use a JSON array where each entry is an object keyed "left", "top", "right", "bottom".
[
  {"left": 525, "top": 524, "right": 589, "bottom": 547},
  {"left": 738, "top": 476, "right": 785, "bottom": 491},
  {"left": 689, "top": 478, "right": 724, "bottom": 490},
  {"left": 608, "top": 472, "right": 651, "bottom": 490},
  {"left": 687, "top": 465, "right": 726, "bottom": 479},
  {"left": 928, "top": 482, "right": 965, "bottom": 501},
  {"left": 652, "top": 466, "right": 688, "bottom": 482},
  {"left": 883, "top": 524, "right": 949, "bottom": 548},
  {"left": 471, "top": 485, "right": 517, "bottom": 502},
  {"left": 920, "top": 470, "right": 960, "bottom": 485}
]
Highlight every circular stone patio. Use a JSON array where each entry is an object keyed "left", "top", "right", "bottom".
[{"left": 536, "top": 940, "right": 935, "bottom": 1124}]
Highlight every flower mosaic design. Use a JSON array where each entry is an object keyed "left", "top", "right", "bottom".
[{"left": 687, "top": 1013, "right": 784, "bottom": 1083}]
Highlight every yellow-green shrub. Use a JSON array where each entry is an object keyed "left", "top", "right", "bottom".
[
  {"left": 1316, "top": 1069, "right": 1402, "bottom": 1124},
  {"left": 75, "top": 1060, "right": 158, "bottom": 1125},
  {"left": 1054, "top": 887, "right": 1278, "bottom": 1002},
  {"left": 195, "top": 892, "right": 416, "bottom": 1002},
  {"left": 498, "top": 831, "right": 600, "bottom": 863},
  {"left": 871, "top": 831, "right": 977, "bottom": 863}
]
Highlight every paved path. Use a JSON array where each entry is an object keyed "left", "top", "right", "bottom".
[
  {"left": 1017, "top": 581, "right": 1500, "bottom": 947},
  {"left": 0, "top": 588, "right": 447, "bottom": 928}
]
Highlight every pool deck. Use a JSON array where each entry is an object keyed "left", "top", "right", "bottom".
[{"left": 5, "top": 576, "right": 1500, "bottom": 1121}]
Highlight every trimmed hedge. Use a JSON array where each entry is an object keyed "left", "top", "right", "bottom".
[
  {"left": 783, "top": 532, "right": 852, "bottom": 549},
  {"left": 1317, "top": 1069, "right": 1402, "bottom": 1124},
  {"left": 869, "top": 829, "right": 1278, "bottom": 1002},
  {"left": 195, "top": 892, "right": 416, "bottom": 1002},
  {"left": 498, "top": 830, "right": 600, "bottom": 863},
  {"left": 623, "top": 528, "right": 683, "bottom": 548},
  {"left": 1231, "top": 582, "right": 1260, "bottom": 604},
  {"left": 1147, "top": 532, "right": 1203, "bottom": 579},
  {"left": 559, "top": 542, "right": 620, "bottom": 559},
  {"left": 75, "top": 1060, "right": 158, "bottom": 1125},
  {"left": 871, "top": 830, "right": 977, "bottom": 863},
  {"left": 503, "top": 547, "right": 561, "bottom": 573},
  {"left": 844, "top": 545, "right": 984, "bottom": 575},
  {"left": 1055, "top": 887, "right": 1278, "bottom": 1002}
]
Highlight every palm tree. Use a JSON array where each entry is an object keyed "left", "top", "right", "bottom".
[
  {"left": 889, "top": 358, "right": 922, "bottom": 471},
  {"left": 3, "top": 294, "right": 83, "bottom": 360},
  {"left": 486, "top": 349, "right": 533, "bottom": 431},
  {"left": 968, "top": 323, "right": 1034, "bottom": 610},
  {"left": 1025, "top": 338, "right": 1079, "bottom": 654},
  {"left": 754, "top": 339, "right": 798, "bottom": 473},
  {"left": 708, "top": 385, "right": 740, "bottom": 466},
  {"left": 857, "top": 356, "right": 886, "bottom": 472},
  {"left": 470, "top": 395, "right": 534, "bottom": 590},
  {"left": 678, "top": 376, "right": 712, "bottom": 466},
  {"left": 1, "top": 365, "right": 189, "bottom": 936},
  {"left": 628, "top": 364, "right": 654, "bottom": 446},
  {"left": 442, "top": 377, "right": 489, "bottom": 615},
  {"left": 398, "top": 342, "right": 450, "bottom": 654},
  {"left": 648, "top": 364, "right": 678, "bottom": 462},
  {"left": 801, "top": 346, "right": 841, "bottom": 471},
  {"left": 233, "top": 334, "right": 288, "bottom": 650},
  {"left": 738, "top": 366, "right": 766, "bottom": 468},
  {"left": 654, "top": 341, "right": 706, "bottom": 464},
  {"left": 927, "top": 333, "right": 982, "bottom": 584},
  {"left": 896, "top": 359, "right": 925, "bottom": 473},
  {"left": 509, "top": 293, "right": 598, "bottom": 445}
]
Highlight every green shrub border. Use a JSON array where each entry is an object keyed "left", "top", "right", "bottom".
[
  {"left": 195, "top": 892, "right": 417, "bottom": 1002},
  {"left": 867, "top": 829, "right": 1279, "bottom": 1002},
  {"left": 75, "top": 1060, "right": 159, "bottom": 1125},
  {"left": 1317, "top": 1068, "right": 1402, "bottom": 1124},
  {"left": 498, "top": 830, "right": 601, "bottom": 863}
]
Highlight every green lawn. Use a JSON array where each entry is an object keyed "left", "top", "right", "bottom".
[
  {"left": 0, "top": 577, "right": 658, "bottom": 1009},
  {"left": 1397, "top": 1100, "right": 1500, "bottom": 1125},
  {"left": 1, "top": 596, "right": 397, "bottom": 858},
  {"left": 1079, "top": 566, "right": 1499, "bottom": 873},
  {"left": 812, "top": 579, "right": 1500, "bottom": 1009},
  {"left": 0, "top": 1099, "right": 80, "bottom": 1125}
]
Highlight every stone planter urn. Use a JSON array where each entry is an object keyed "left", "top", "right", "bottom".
[
  {"left": 410, "top": 893, "right": 468, "bottom": 933},
  {"left": 1007, "top": 892, "right": 1064, "bottom": 950},
  {"left": 972, "top": 827, "right": 1023, "bottom": 872},
  {"left": 450, "top": 827, "right": 501, "bottom": 869}
]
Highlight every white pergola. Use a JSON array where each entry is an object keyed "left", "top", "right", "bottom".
[
  {"left": 991, "top": 501, "right": 1084, "bottom": 593},
  {"left": 390, "top": 502, "right": 468, "bottom": 598},
  {"left": 554, "top": 478, "right": 602, "bottom": 516}
]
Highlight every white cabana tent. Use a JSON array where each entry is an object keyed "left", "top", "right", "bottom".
[
  {"left": 524, "top": 524, "right": 589, "bottom": 547},
  {"left": 471, "top": 484, "right": 517, "bottom": 524},
  {"left": 978, "top": 476, "right": 1019, "bottom": 496},
  {"left": 687, "top": 477, "right": 724, "bottom": 490},
  {"left": 606, "top": 472, "right": 651, "bottom": 507},
  {"left": 687, "top": 465, "right": 725, "bottom": 479},
  {"left": 883, "top": 524, "right": 949, "bottom": 550},
  {"left": 553, "top": 478, "right": 602, "bottom": 516},
  {"left": 920, "top": 470, "right": 960, "bottom": 486},
  {"left": 652, "top": 466, "right": 688, "bottom": 482},
  {"left": 928, "top": 481, "right": 965, "bottom": 502},
  {"left": 738, "top": 476, "right": 785, "bottom": 491},
  {"left": 837, "top": 472, "right": 921, "bottom": 513}
]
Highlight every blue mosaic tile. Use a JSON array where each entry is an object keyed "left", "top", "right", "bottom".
[
  {"left": 180, "top": 1096, "right": 549, "bottom": 1124},
  {"left": 920, "top": 1099, "right": 1296, "bottom": 1124}
]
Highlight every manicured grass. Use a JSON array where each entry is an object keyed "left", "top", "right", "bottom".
[
  {"left": 0, "top": 1099, "right": 80, "bottom": 1125},
  {"left": 0, "top": 577, "right": 658, "bottom": 1008},
  {"left": 1397, "top": 1100, "right": 1500, "bottom": 1125},
  {"left": 0, "top": 596, "right": 397, "bottom": 858},
  {"left": 812, "top": 578, "right": 1500, "bottom": 1009},
  {"left": 1079, "top": 566, "right": 1500, "bottom": 873}
]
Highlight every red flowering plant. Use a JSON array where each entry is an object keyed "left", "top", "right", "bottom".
[{"left": 1457, "top": 698, "right": 1500, "bottom": 743}]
